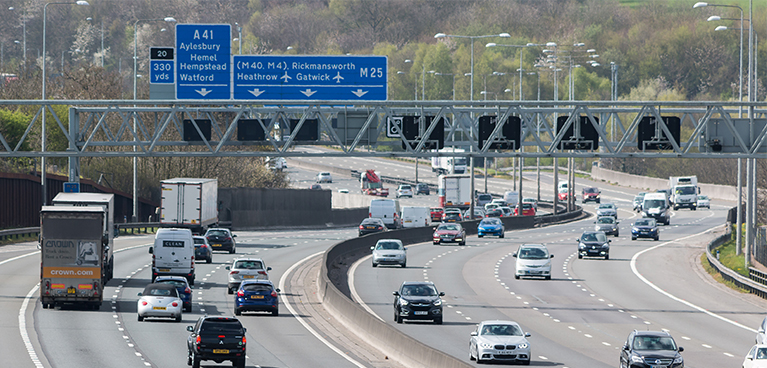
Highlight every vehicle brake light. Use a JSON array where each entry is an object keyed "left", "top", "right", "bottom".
[
  {"left": 237, "top": 290, "right": 244, "bottom": 297},
  {"left": 271, "top": 290, "right": 278, "bottom": 297},
  {"left": 242, "top": 336, "right": 247, "bottom": 344},
  {"left": 258, "top": 271, "right": 267, "bottom": 276},
  {"left": 142, "top": 301, "right": 148, "bottom": 306},
  {"left": 184, "top": 287, "right": 192, "bottom": 294},
  {"left": 196, "top": 335, "right": 201, "bottom": 344},
  {"left": 224, "top": 237, "right": 231, "bottom": 241},
  {"left": 369, "top": 213, "right": 372, "bottom": 217},
  {"left": 172, "top": 302, "right": 178, "bottom": 307},
  {"left": 230, "top": 271, "right": 239, "bottom": 275},
  {"left": 201, "top": 244, "right": 207, "bottom": 249},
  {"left": 219, "top": 335, "right": 226, "bottom": 338},
  {"left": 359, "top": 225, "right": 364, "bottom": 229}
]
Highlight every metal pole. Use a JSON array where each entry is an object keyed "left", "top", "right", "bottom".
[
  {"left": 746, "top": 0, "right": 754, "bottom": 268},
  {"left": 469, "top": 38, "right": 475, "bottom": 221},
  {"left": 519, "top": 48, "right": 524, "bottom": 100},
  {"left": 133, "top": 20, "right": 139, "bottom": 222},
  {"left": 101, "top": 20, "right": 104, "bottom": 67},
  {"left": 518, "top": 147, "right": 523, "bottom": 216},
  {"left": 484, "top": 158, "right": 487, "bottom": 193},
  {"left": 421, "top": 64, "right": 425, "bottom": 101},
  {"left": 737, "top": 158, "right": 743, "bottom": 255},
  {"left": 42, "top": 4, "right": 50, "bottom": 206}
]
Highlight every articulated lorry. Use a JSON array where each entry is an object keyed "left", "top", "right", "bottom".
[
  {"left": 438, "top": 174, "right": 472, "bottom": 209},
  {"left": 669, "top": 176, "right": 699, "bottom": 210},
  {"left": 39, "top": 206, "right": 109, "bottom": 310},
  {"left": 160, "top": 178, "right": 219, "bottom": 234}
]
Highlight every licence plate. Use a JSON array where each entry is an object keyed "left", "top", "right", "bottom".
[
  {"left": 497, "top": 350, "right": 514, "bottom": 354},
  {"left": 251, "top": 295, "right": 264, "bottom": 299},
  {"left": 528, "top": 271, "right": 541, "bottom": 274},
  {"left": 651, "top": 366, "right": 664, "bottom": 368},
  {"left": 366, "top": 226, "right": 375, "bottom": 229},
  {"left": 67, "top": 287, "right": 76, "bottom": 294},
  {"left": 243, "top": 275, "right": 255, "bottom": 279},
  {"left": 159, "top": 268, "right": 171, "bottom": 272},
  {"left": 153, "top": 306, "right": 166, "bottom": 310},
  {"left": 212, "top": 244, "right": 222, "bottom": 247},
  {"left": 405, "top": 220, "right": 412, "bottom": 223},
  {"left": 414, "top": 311, "right": 428, "bottom": 315},
  {"left": 213, "top": 349, "right": 229, "bottom": 354}
]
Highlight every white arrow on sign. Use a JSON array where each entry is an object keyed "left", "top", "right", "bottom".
[
  {"left": 195, "top": 88, "right": 212, "bottom": 97},
  {"left": 351, "top": 89, "right": 368, "bottom": 97},
  {"left": 248, "top": 88, "right": 265, "bottom": 97},
  {"left": 300, "top": 89, "right": 317, "bottom": 97}
]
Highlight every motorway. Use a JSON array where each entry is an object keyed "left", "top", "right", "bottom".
[{"left": 2, "top": 150, "right": 764, "bottom": 367}]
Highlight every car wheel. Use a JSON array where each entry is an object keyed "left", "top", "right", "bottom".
[
  {"left": 545, "top": 275, "right": 551, "bottom": 280},
  {"left": 604, "top": 254, "right": 609, "bottom": 260},
  {"left": 654, "top": 236, "right": 659, "bottom": 241},
  {"left": 597, "top": 199, "right": 600, "bottom": 203},
  {"left": 272, "top": 308, "right": 279, "bottom": 316},
  {"left": 235, "top": 358, "right": 246, "bottom": 368},
  {"left": 520, "top": 359, "right": 530, "bottom": 365},
  {"left": 434, "top": 317, "right": 442, "bottom": 325},
  {"left": 469, "top": 346, "right": 476, "bottom": 361},
  {"left": 137, "top": 314, "right": 144, "bottom": 322},
  {"left": 478, "top": 234, "right": 483, "bottom": 238},
  {"left": 187, "top": 353, "right": 192, "bottom": 366},
  {"left": 499, "top": 233, "right": 504, "bottom": 238},
  {"left": 228, "top": 287, "right": 234, "bottom": 295},
  {"left": 460, "top": 241, "right": 466, "bottom": 245},
  {"left": 631, "top": 236, "right": 636, "bottom": 241},
  {"left": 235, "top": 308, "right": 241, "bottom": 316},
  {"left": 401, "top": 262, "right": 406, "bottom": 268},
  {"left": 189, "top": 278, "right": 195, "bottom": 286},
  {"left": 396, "top": 312, "right": 403, "bottom": 324},
  {"left": 185, "top": 305, "right": 192, "bottom": 313},
  {"left": 192, "top": 353, "right": 201, "bottom": 368},
  {"left": 578, "top": 254, "right": 583, "bottom": 259},
  {"left": 229, "top": 247, "right": 235, "bottom": 254},
  {"left": 433, "top": 241, "right": 439, "bottom": 245},
  {"left": 206, "top": 257, "right": 212, "bottom": 264},
  {"left": 175, "top": 314, "right": 182, "bottom": 322},
  {"left": 514, "top": 274, "right": 520, "bottom": 280}
]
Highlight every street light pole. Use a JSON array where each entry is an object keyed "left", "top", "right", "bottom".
[
  {"left": 235, "top": 22, "right": 242, "bottom": 55},
  {"left": 42, "top": 1, "right": 89, "bottom": 206}
]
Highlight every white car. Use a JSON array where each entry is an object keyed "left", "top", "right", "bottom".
[
  {"left": 316, "top": 172, "right": 332, "bottom": 183},
  {"left": 743, "top": 344, "right": 767, "bottom": 368},
  {"left": 697, "top": 195, "right": 711, "bottom": 209},
  {"left": 396, "top": 184, "right": 413, "bottom": 198},
  {"left": 469, "top": 320, "right": 531, "bottom": 365},
  {"left": 137, "top": 283, "right": 183, "bottom": 322},
  {"left": 513, "top": 244, "right": 553, "bottom": 280},
  {"left": 371, "top": 239, "right": 406, "bottom": 268},
  {"left": 226, "top": 258, "right": 271, "bottom": 294}
]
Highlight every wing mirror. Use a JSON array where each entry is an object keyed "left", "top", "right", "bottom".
[
  {"left": 439, "top": 292, "right": 445, "bottom": 296},
  {"left": 525, "top": 332, "right": 531, "bottom": 337},
  {"left": 470, "top": 331, "right": 478, "bottom": 336},
  {"left": 186, "top": 326, "right": 194, "bottom": 332},
  {"left": 678, "top": 347, "right": 684, "bottom": 352},
  {"left": 550, "top": 254, "right": 554, "bottom": 258},
  {"left": 137, "top": 292, "right": 143, "bottom": 296},
  {"left": 267, "top": 267, "right": 272, "bottom": 271},
  {"left": 275, "top": 288, "right": 281, "bottom": 293},
  {"left": 225, "top": 266, "right": 230, "bottom": 270},
  {"left": 392, "top": 291, "right": 399, "bottom": 296}
]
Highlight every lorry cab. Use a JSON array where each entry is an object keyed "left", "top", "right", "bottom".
[{"left": 150, "top": 228, "right": 196, "bottom": 285}]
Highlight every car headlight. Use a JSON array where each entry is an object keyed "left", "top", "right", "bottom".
[
  {"left": 673, "top": 356, "right": 683, "bottom": 364},
  {"left": 479, "top": 342, "right": 493, "bottom": 349},
  {"left": 632, "top": 227, "right": 639, "bottom": 232},
  {"left": 631, "top": 355, "right": 644, "bottom": 363},
  {"left": 543, "top": 261, "right": 551, "bottom": 268},
  {"left": 433, "top": 299, "right": 442, "bottom": 306},
  {"left": 518, "top": 342, "right": 529, "bottom": 349},
  {"left": 578, "top": 243, "right": 586, "bottom": 249},
  {"left": 400, "top": 299, "right": 409, "bottom": 306},
  {"left": 602, "top": 243, "right": 610, "bottom": 249}
]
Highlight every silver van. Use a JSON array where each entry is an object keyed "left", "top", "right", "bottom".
[{"left": 150, "top": 228, "right": 196, "bottom": 285}]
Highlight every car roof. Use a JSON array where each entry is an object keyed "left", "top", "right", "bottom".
[
  {"left": 144, "top": 283, "right": 178, "bottom": 291},
  {"left": 633, "top": 330, "right": 672, "bottom": 337},
  {"left": 232, "top": 257, "right": 265, "bottom": 263},
  {"left": 401, "top": 281, "right": 436, "bottom": 286},
  {"left": 206, "top": 228, "right": 230, "bottom": 232},
  {"left": 376, "top": 238, "right": 403, "bottom": 244}
]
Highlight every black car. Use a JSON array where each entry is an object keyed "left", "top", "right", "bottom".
[
  {"left": 187, "top": 316, "right": 247, "bottom": 368},
  {"left": 577, "top": 231, "right": 611, "bottom": 259},
  {"left": 204, "top": 228, "right": 237, "bottom": 254},
  {"left": 358, "top": 218, "right": 388, "bottom": 237},
  {"left": 620, "top": 330, "right": 684, "bottom": 368},
  {"left": 631, "top": 218, "right": 659, "bottom": 241},
  {"left": 192, "top": 236, "right": 213, "bottom": 263},
  {"left": 415, "top": 183, "right": 430, "bottom": 195},
  {"left": 393, "top": 281, "right": 444, "bottom": 324}
]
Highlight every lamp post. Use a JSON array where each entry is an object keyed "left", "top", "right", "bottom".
[
  {"left": 133, "top": 16, "right": 176, "bottom": 221},
  {"left": 9, "top": 6, "right": 26, "bottom": 70},
  {"left": 42, "top": 1, "right": 89, "bottom": 206},
  {"left": 235, "top": 22, "right": 242, "bottom": 55}
]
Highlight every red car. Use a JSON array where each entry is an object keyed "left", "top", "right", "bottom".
[
  {"left": 558, "top": 188, "right": 569, "bottom": 201},
  {"left": 430, "top": 207, "right": 444, "bottom": 222},
  {"left": 433, "top": 223, "right": 466, "bottom": 245},
  {"left": 514, "top": 203, "right": 536, "bottom": 216},
  {"left": 582, "top": 187, "right": 601, "bottom": 203}
]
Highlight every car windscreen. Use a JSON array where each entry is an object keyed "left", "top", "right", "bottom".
[
  {"left": 635, "top": 219, "right": 654, "bottom": 226},
  {"left": 583, "top": 188, "right": 598, "bottom": 193},
  {"left": 401, "top": 284, "right": 438, "bottom": 296},
  {"left": 361, "top": 218, "right": 382, "bottom": 225},
  {"left": 480, "top": 219, "right": 501, "bottom": 225},
  {"left": 234, "top": 260, "right": 264, "bottom": 269},
  {"left": 156, "top": 280, "right": 186, "bottom": 288},
  {"left": 376, "top": 241, "right": 403, "bottom": 250},
  {"left": 581, "top": 232, "right": 607, "bottom": 242},
  {"left": 480, "top": 324, "right": 523, "bottom": 336},
  {"left": 597, "top": 217, "right": 614, "bottom": 224},
  {"left": 518, "top": 247, "right": 548, "bottom": 259},
  {"left": 142, "top": 285, "right": 179, "bottom": 297},
  {"left": 644, "top": 199, "right": 665, "bottom": 209},
  {"left": 632, "top": 336, "right": 677, "bottom": 350},
  {"left": 438, "top": 224, "right": 459, "bottom": 231},
  {"left": 598, "top": 204, "right": 613, "bottom": 209},
  {"left": 698, "top": 196, "right": 709, "bottom": 200},
  {"left": 676, "top": 186, "right": 696, "bottom": 195},
  {"left": 478, "top": 194, "right": 492, "bottom": 200}
]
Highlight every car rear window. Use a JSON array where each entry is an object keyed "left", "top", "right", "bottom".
[
  {"left": 234, "top": 260, "right": 264, "bottom": 269},
  {"left": 242, "top": 283, "right": 272, "bottom": 292},
  {"left": 157, "top": 280, "right": 186, "bottom": 288},
  {"left": 478, "top": 194, "right": 492, "bottom": 200},
  {"left": 200, "top": 319, "right": 244, "bottom": 334},
  {"left": 193, "top": 238, "right": 205, "bottom": 244},
  {"left": 207, "top": 230, "right": 228, "bottom": 237}
]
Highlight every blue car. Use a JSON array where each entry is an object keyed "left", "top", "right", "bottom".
[
  {"left": 153, "top": 276, "right": 193, "bottom": 312},
  {"left": 477, "top": 218, "right": 505, "bottom": 238},
  {"left": 234, "top": 280, "right": 280, "bottom": 316},
  {"left": 631, "top": 218, "right": 659, "bottom": 241}
]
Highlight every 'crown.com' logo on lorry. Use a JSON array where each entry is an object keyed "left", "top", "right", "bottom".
[{"left": 45, "top": 240, "right": 75, "bottom": 248}]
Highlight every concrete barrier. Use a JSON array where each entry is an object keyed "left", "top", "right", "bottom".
[
  {"left": 590, "top": 167, "right": 738, "bottom": 201},
  {"left": 332, "top": 192, "right": 376, "bottom": 209}
]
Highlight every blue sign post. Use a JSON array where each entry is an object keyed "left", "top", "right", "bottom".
[
  {"left": 63, "top": 182, "right": 80, "bottom": 193},
  {"left": 150, "top": 60, "right": 174, "bottom": 84},
  {"left": 175, "top": 24, "right": 231, "bottom": 100},
  {"left": 233, "top": 55, "right": 387, "bottom": 100}
]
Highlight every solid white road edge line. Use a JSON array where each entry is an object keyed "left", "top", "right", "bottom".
[
  {"left": 630, "top": 218, "right": 757, "bottom": 333},
  {"left": 278, "top": 251, "right": 367, "bottom": 368}
]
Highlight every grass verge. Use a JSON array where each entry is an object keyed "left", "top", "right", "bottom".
[
  {"left": 0, "top": 233, "right": 38, "bottom": 246},
  {"left": 700, "top": 252, "right": 749, "bottom": 293}
]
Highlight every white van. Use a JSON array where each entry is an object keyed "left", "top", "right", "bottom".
[
  {"left": 150, "top": 228, "right": 196, "bottom": 285},
  {"left": 401, "top": 206, "right": 430, "bottom": 228},
  {"left": 642, "top": 193, "right": 671, "bottom": 225},
  {"left": 503, "top": 191, "right": 519, "bottom": 207},
  {"left": 369, "top": 199, "right": 402, "bottom": 229}
]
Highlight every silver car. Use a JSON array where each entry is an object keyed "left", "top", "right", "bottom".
[
  {"left": 316, "top": 172, "right": 332, "bottom": 183},
  {"left": 594, "top": 216, "right": 619, "bottom": 237},
  {"left": 469, "top": 320, "right": 531, "bottom": 365},
  {"left": 137, "top": 283, "right": 183, "bottom": 322},
  {"left": 697, "top": 195, "right": 711, "bottom": 209},
  {"left": 596, "top": 203, "right": 618, "bottom": 218},
  {"left": 513, "top": 244, "right": 553, "bottom": 280},
  {"left": 226, "top": 258, "right": 271, "bottom": 294},
  {"left": 371, "top": 239, "right": 406, "bottom": 268}
]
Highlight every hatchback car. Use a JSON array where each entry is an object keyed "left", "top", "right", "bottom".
[
  {"left": 430, "top": 207, "right": 444, "bottom": 222},
  {"left": 396, "top": 184, "right": 414, "bottom": 198},
  {"left": 619, "top": 330, "right": 683, "bottom": 368},
  {"left": 192, "top": 235, "right": 213, "bottom": 263},
  {"left": 154, "top": 276, "right": 193, "bottom": 312},
  {"left": 594, "top": 216, "right": 620, "bottom": 237},
  {"left": 415, "top": 183, "right": 430, "bottom": 195},
  {"left": 513, "top": 244, "right": 553, "bottom": 280},
  {"left": 476, "top": 193, "right": 493, "bottom": 207},
  {"left": 463, "top": 208, "right": 486, "bottom": 220},
  {"left": 358, "top": 217, "right": 388, "bottom": 237},
  {"left": 596, "top": 203, "right": 618, "bottom": 218},
  {"left": 187, "top": 316, "right": 247, "bottom": 368},
  {"left": 577, "top": 231, "right": 611, "bottom": 259},
  {"left": 204, "top": 228, "right": 237, "bottom": 254},
  {"left": 743, "top": 344, "right": 767, "bottom": 368},
  {"left": 137, "top": 283, "right": 183, "bottom": 322},
  {"left": 631, "top": 218, "right": 659, "bottom": 241},
  {"left": 442, "top": 211, "right": 463, "bottom": 223},
  {"left": 371, "top": 239, "right": 407, "bottom": 267},
  {"left": 522, "top": 198, "right": 538, "bottom": 210},
  {"left": 582, "top": 187, "right": 601, "bottom": 203},
  {"left": 484, "top": 203, "right": 501, "bottom": 212},
  {"left": 478, "top": 218, "right": 504, "bottom": 238},
  {"left": 234, "top": 280, "right": 280, "bottom": 316},
  {"left": 469, "top": 320, "right": 531, "bottom": 365},
  {"left": 491, "top": 198, "right": 508, "bottom": 207},
  {"left": 393, "top": 281, "right": 444, "bottom": 324},
  {"left": 433, "top": 223, "right": 466, "bottom": 245},
  {"left": 226, "top": 258, "right": 271, "bottom": 294},
  {"left": 316, "top": 172, "right": 332, "bottom": 183},
  {"left": 514, "top": 203, "right": 536, "bottom": 216},
  {"left": 485, "top": 209, "right": 503, "bottom": 218},
  {"left": 633, "top": 194, "right": 646, "bottom": 212},
  {"left": 558, "top": 187, "right": 569, "bottom": 201},
  {"left": 498, "top": 206, "right": 512, "bottom": 217},
  {"left": 697, "top": 195, "right": 711, "bottom": 209}
]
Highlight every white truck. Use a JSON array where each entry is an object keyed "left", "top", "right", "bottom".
[
  {"left": 438, "top": 174, "right": 472, "bottom": 209},
  {"left": 160, "top": 178, "right": 218, "bottom": 234},
  {"left": 431, "top": 148, "right": 467, "bottom": 175},
  {"left": 39, "top": 206, "right": 108, "bottom": 310},
  {"left": 52, "top": 192, "right": 115, "bottom": 281},
  {"left": 669, "top": 176, "right": 699, "bottom": 210}
]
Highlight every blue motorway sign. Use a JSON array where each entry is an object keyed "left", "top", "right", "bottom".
[
  {"left": 150, "top": 60, "right": 174, "bottom": 84},
  {"left": 175, "top": 24, "right": 231, "bottom": 99},
  {"left": 233, "top": 55, "right": 387, "bottom": 100}
]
